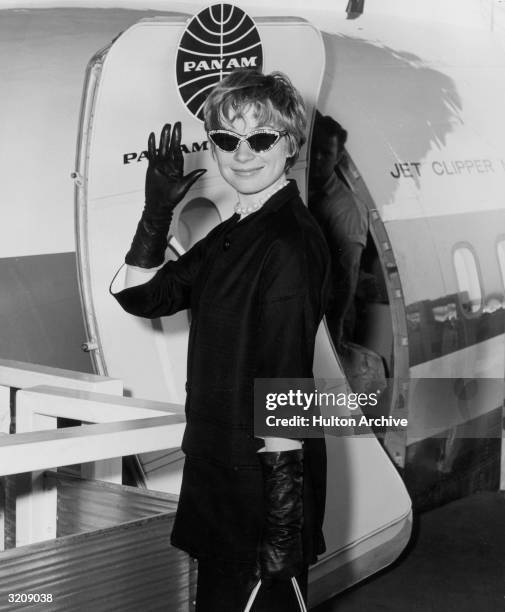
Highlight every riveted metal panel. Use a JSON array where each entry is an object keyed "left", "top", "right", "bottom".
[
  {"left": 0, "top": 512, "right": 196, "bottom": 611},
  {"left": 45, "top": 471, "right": 178, "bottom": 535}
]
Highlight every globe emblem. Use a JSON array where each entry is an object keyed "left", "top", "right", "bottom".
[{"left": 176, "top": 4, "right": 263, "bottom": 121}]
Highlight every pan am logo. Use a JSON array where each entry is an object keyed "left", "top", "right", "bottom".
[{"left": 176, "top": 4, "right": 263, "bottom": 121}]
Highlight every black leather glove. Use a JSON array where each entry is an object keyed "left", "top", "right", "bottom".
[
  {"left": 258, "top": 449, "right": 304, "bottom": 585},
  {"left": 125, "top": 122, "right": 206, "bottom": 268}
]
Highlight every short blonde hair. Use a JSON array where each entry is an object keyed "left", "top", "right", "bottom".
[{"left": 203, "top": 69, "right": 306, "bottom": 170}]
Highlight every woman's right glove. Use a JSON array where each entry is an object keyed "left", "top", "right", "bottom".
[
  {"left": 125, "top": 122, "right": 206, "bottom": 268},
  {"left": 258, "top": 449, "right": 304, "bottom": 586}
]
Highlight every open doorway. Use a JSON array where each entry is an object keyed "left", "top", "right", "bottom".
[
  {"left": 344, "top": 151, "right": 410, "bottom": 459},
  {"left": 309, "top": 131, "right": 409, "bottom": 459},
  {"left": 340, "top": 154, "right": 394, "bottom": 378}
]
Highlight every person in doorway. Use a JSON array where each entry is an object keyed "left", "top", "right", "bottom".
[
  {"left": 308, "top": 112, "right": 368, "bottom": 353},
  {"left": 111, "top": 69, "right": 329, "bottom": 610}
]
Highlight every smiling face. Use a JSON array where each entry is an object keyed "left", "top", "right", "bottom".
[{"left": 213, "top": 105, "right": 292, "bottom": 196}]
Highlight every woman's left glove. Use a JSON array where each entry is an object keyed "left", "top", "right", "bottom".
[{"left": 258, "top": 449, "right": 304, "bottom": 584}]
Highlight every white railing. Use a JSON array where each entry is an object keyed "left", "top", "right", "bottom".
[
  {"left": 0, "top": 358, "right": 126, "bottom": 481},
  {"left": 0, "top": 360, "right": 185, "bottom": 549}
]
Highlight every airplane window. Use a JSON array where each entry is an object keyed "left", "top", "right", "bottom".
[
  {"left": 497, "top": 240, "right": 505, "bottom": 290},
  {"left": 453, "top": 247, "right": 482, "bottom": 314}
]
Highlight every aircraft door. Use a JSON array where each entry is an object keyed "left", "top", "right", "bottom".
[
  {"left": 75, "top": 8, "right": 325, "bottom": 493},
  {"left": 75, "top": 10, "right": 324, "bottom": 404}
]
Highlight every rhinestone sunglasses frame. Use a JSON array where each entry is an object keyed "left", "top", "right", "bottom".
[{"left": 207, "top": 128, "right": 288, "bottom": 153}]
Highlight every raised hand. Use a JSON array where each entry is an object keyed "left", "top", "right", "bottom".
[
  {"left": 125, "top": 122, "right": 206, "bottom": 268},
  {"left": 145, "top": 122, "right": 206, "bottom": 215}
]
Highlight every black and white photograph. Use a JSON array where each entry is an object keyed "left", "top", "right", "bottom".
[{"left": 0, "top": 0, "right": 504, "bottom": 610}]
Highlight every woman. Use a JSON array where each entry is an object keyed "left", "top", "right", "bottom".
[{"left": 112, "top": 69, "right": 330, "bottom": 610}]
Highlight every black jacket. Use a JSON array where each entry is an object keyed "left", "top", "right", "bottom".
[{"left": 113, "top": 180, "right": 331, "bottom": 564}]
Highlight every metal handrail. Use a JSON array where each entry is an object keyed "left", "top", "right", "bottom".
[{"left": 0, "top": 413, "right": 185, "bottom": 478}]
